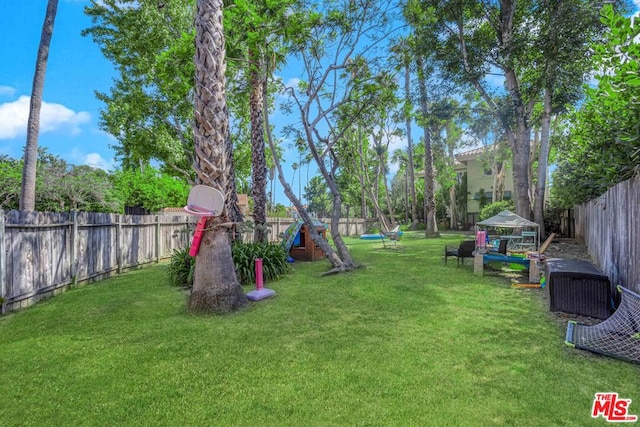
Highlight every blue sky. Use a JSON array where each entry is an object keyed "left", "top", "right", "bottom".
[{"left": 0, "top": 0, "right": 117, "bottom": 170}]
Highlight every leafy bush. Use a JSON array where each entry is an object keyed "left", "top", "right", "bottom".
[
  {"left": 167, "top": 241, "right": 291, "bottom": 288},
  {"left": 167, "top": 247, "right": 195, "bottom": 288},
  {"left": 479, "top": 200, "right": 515, "bottom": 221},
  {"left": 231, "top": 242, "right": 291, "bottom": 286}
]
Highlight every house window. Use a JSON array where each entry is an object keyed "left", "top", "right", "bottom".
[
  {"left": 483, "top": 167, "right": 492, "bottom": 176},
  {"left": 503, "top": 191, "right": 512, "bottom": 200},
  {"left": 473, "top": 192, "right": 493, "bottom": 202}
]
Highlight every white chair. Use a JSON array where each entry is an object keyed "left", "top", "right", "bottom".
[{"left": 516, "top": 231, "right": 537, "bottom": 251}]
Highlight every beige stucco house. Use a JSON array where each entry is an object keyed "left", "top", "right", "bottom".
[{"left": 454, "top": 146, "right": 515, "bottom": 226}]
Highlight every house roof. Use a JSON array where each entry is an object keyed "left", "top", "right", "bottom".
[{"left": 455, "top": 145, "right": 496, "bottom": 162}]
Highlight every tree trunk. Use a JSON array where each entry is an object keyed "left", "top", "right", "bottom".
[
  {"left": 492, "top": 161, "right": 505, "bottom": 202},
  {"left": 263, "top": 78, "right": 348, "bottom": 270},
  {"left": 249, "top": 49, "right": 267, "bottom": 243},
  {"left": 20, "top": 0, "right": 59, "bottom": 211},
  {"left": 404, "top": 64, "right": 419, "bottom": 228},
  {"left": 189, "top": 225, "right": 247, "bottom": 313},
  {"left": 416, "top": 56, "right": 439, "bottom": 237},
  {"left": 354, "top": 136, "right": 390, "bottom": 231},
  {"left": 448, "top": 186, "right": 457, "bottom": 230},
  {"left": 529, "top": 127, "right": 540, "bottom": 211},
  {"left": 190, "top": 0, "right": 247, "bottom": 313},
  {"left": 504, "top": 69, "right": 532, "bottom": 220},
  {"left": 447, "top": 137, "right": 457, "bottom": 230},
  {"left": 456, "top": 4, "right": 532, "bottom": 221},
  {"left": 381, "top": 153, "right": 397, "bottom": 229},
  {"left": 534, "top": 87, "right": 552, "bottom": 236},
  {"left": 357, "top": 128, "right": 368, "bottom": 219},
  {"left": 404, "top": 168, "right": 409, "bottom": 224}
]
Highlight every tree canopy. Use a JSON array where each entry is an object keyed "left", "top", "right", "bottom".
[{"left": 552, "top": 5, "right": 640, "bottom": 207}]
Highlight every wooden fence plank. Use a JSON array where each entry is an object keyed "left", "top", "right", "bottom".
[{"left": 0, "top": 210, "right": 5, "bottom": 313}]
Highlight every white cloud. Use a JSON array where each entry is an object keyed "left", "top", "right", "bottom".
[
  {"left": 0, "top": 86, "right": 16, "bottom": 97},
  {"left": 84, "top": 153, "right": 114, "bottom": 171},
  {"left": 70, "top": 148, "right": 114, "bottom": 171},
  {"left": 0, "top": 96, "right": 90, "bottom": 139},
  {"left": 283, "top": 77, "right": 301, "bottom": 89}
]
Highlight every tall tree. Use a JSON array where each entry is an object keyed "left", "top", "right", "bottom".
[
  {"left": 415, "top": 56, "right": 439, "bottom": 237},
  {"left": 552, "top": 5, "right": 640, "bottom": 207},
  {"left": 188, "top": 0, "right": 247, "bottom": 314},
  {"left": 278, "top": 0, "right": 397, "bottom": 271},
  {"left": 406, "top": 0, "right": 534, "bottom": 219},
  {"left": 20, "top": 0, "right": 59, "bottom": 211},
  {"left": 430, "top": 99, "right": 466, "bottom": 230},
  {"left": 527, "top": 0, "right": 609, "bottom": 235},
  {"left": 83, "top": 0, "right": 252, "bottom": 196},
  {"left": 390, "top": 148, "right": 410, "bottom": 223},
  {"left": 225, "top": 0, "right": 304, "bottom": 243},
  {"left": 304, "top": 176, "right": 332, "bottom": 218},
  {"left": 391, "top": 37, "right": 420, "bottom": 227},
  {"left": 84, "top": 0, "right": 196, "bottom": 177},
  {"left": 407, "top": 0, "right": 627, "bottom": 221}
]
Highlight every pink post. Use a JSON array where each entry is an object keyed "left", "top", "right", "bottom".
[
  {"left": 246, "top": 257, "right": 275, "bottom": 301},
  {"left": 476, "top": 230, "right": 486, "bottom": 250},
  {"left": 255, "top": 258, "right": 264, "bottom": 290}
]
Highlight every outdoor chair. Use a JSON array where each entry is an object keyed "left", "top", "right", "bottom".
[
  {"left": 515, "top": 231, "right": 537, "bottom": 251},
  {"left": 444, "top": 240, "right": 476, "bottom": 265}
]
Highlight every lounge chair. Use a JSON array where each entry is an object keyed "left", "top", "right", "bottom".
[
  {"left": 380, "top": 225, "right": 401, "bottom": 248},
  {"left": 444, "top": 240, "right": 476, "bottom": 265}
]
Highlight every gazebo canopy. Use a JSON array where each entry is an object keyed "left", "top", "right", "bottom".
[{"left": 476, "top": 210, "right": 538, "bottom": 228}]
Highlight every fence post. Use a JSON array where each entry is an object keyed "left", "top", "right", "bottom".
[
  {"left": 0, "top": 209, "right": 5, "bottom": 314},
  {"left": 71, "top": 210, "right": 78, "bottom": 286},
  {"left": 346, "top": 207, "right": 350, "bottom": 237},
  {"left": 155, "top": 215, "right": 161, "bottom": 263},
  {"left": 117, "top": 215, "right": 123, "bottom": 274}
]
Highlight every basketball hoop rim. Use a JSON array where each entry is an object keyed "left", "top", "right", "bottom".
[{"left": 183, "top": 205, "right": 219, "bottom": 217}]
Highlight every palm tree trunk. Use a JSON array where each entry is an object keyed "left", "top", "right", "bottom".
[
  {"left": 249, "top": 49, "right": 268, "bottom": 243},
  {"left": 20, "top": 0, "right": 59, "bottom": 211},
  {"left": 189, "top": 0, "right": 247, "bottom": 314},
  {"left": 416, "top": 56, "right": 439, "bottom": 237},
  {"left": 404, "top": 63, "right": 419, "bottom": 228}
]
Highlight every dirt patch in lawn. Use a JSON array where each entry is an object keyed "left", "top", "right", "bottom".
[{"left": 543, "top": 238, "right": 593, "bottom": 263}]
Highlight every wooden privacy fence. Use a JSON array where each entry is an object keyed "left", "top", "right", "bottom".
[
  {"left": 0, "top": 211, "right": 368, "bottom": 313},
  {"left": 238, "top": 217, "right": 368, "bottom": 243},
  {"left": 0, "top": 210, "right": 194, "bottom": 313},
  {"left": 574, "top": 176, "right": 640, "bottom": 294}
]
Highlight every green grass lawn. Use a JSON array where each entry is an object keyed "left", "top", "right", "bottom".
[{"left": 1, "top": 232, "right": 638, "bottom": 426}]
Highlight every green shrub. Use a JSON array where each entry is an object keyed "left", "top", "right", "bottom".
[
  {"left": 167, "top": 247, "right": 195, "bottom": 288},
  {"left": 167, "top": 241, "right": 291, "bottom": 288},
  {"left": 479, "top": 200, "right": 515, "bottom": 221},
  {"left": 231, "top": 241, "right": 291, "bottom": 286}
]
